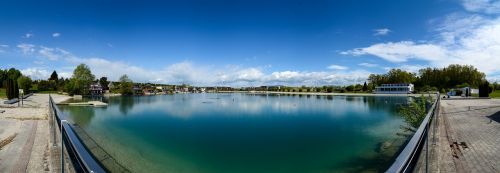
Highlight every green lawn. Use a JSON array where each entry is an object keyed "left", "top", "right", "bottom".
[
  {"left": 490, "top": 90, "right": 500, "bottom": 98},
  {"left": 0, "top": 88, "right": 5, "bottom": 98}
]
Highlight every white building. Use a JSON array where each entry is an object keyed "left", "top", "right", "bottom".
[{"left": 374, "top": 83, "right": 414, "bottom": 94}]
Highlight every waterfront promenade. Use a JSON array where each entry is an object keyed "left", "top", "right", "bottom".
[
  {"left": 415, "top": 99, "right": 500, "bottom": 173},
  {"left": 0, "top": 94, "right": 72, "bottom": 173}
]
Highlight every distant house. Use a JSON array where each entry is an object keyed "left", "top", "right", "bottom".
[
  {"left": 89, "top": 83, "right": 103, "bottom": 96},
  {"left": 133, "top": 85, "right": 143, "bottom": 95},
  {"left": 374, "top": 83, "right": 414, "bottom": 94}
]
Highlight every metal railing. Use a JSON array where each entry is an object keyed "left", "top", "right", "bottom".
[
  {"left": 386, "top": 93, "right": 440, "bottom": 173},
  {"left": 49, "top": 95, "right": 106, "bottom": 173}
]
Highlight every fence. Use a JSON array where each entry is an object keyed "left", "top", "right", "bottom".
[
  {"left": 49, "top": 95, "right": 106, "bottom": 173},
  {"left": 386, "top": 93, "right": 440, "bottom": 173}
]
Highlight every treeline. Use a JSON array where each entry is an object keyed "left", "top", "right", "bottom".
[
  {"left": 368, "top": 64, "right": 487, "bottom": 93},
  {"left": 0, "top": 68, "right": 32, "bottom": 99}
]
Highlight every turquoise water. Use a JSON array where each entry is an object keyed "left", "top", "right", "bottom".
[{"left": 59, "top": 93, "right": 412, "bottom": 173}]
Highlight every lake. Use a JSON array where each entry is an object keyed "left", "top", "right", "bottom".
[{"left": 58, "top": 93, "right": 413, "bottom": 173}]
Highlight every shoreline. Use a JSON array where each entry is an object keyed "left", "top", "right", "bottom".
[{"left": 218, "top": 91, "right": 426, "bottom": 97}]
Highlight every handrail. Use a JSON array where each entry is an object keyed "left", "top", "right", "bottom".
[
  {"left": 49, "top": 95, "right": 106, "bottom": 173},
  {"left": 386, "top": 93, "right": 440, "bottom": 173}
]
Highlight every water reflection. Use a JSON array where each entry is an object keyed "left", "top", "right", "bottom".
[{"left": 58, "top": 93, "right": 412, "bottom": 173}]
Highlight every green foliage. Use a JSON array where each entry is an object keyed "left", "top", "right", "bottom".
[
  {"left": 99, "top": 77, "right": 110, "bottom": 90},
  {"left": 368, "top": 69, "right": 416, "bottom": 86},
  {"left": 345, "top": 85, "right": 354, "bottom": 92},
  {"left": 65, "top": 64, "right": 95, "bottom": 95},
  {"left": 6, "top": 79, "right": 19, "bottom": 99},
  {"left": 399, "top": 95, "right": 431, "bottom": 133},
  {"left": 119, "top": 74, "right": 134, "bottom": 95},
  {"left": 49, "top": 70, "right": 58, "bottom": 81},
  {"left": 38, "top": 80, "right": 57, "bottom": 91},
  {"left": 7, "top": 68, "right": 21, "bottom": 81},
  {"left": 362, "top": 82, "right": 368, "bottom": 91},
  {"left": 17, "top": 76, "right": 32, "bottom": 91},
  {"left": 479, "top": 81, "right": 492, "bottom": 97}
]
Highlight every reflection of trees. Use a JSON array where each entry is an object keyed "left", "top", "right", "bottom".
[
  {"left": 119, "top": 96, "right": 135, "bottom": 115},
  {"left": 59, "top": 106, "right": 95, "bottom": 128}
]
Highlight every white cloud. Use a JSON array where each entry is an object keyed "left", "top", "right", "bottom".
[
  {"left": 341, "top": 41, "right": 448, "bottom": 63},
  {"left": 17, "top": 43, "right": 36, "bottom": 54},
  {"left": 0, "top": 44, "right": 8, "bottom": 53},
  {"left": 52, "top": 33, "right": 61, "bottom": 37},
  {"left": 21, "top": 68, "right": 50, "bottom": 80},
  {"left": 342, "top": 8, "right": 500, "bottom": 76},
  {"left": 17, "top": 45, "right": 372, "bottom": 86},
  {"left": 358, "top": 63, "right": 378, "bottom": 67},
  {"left": 462, "top": 0, "right": 500, "bottom": 14},
  {"left": 373, "top": 28, "right": 391, "bottom": 36},
  {"left": 23, "top": 33, "right": 34, "bottom": 38},
  {"left": 38, "top": 46, "right": 73, "bottom": 60},
  {"left": 327, "top": 64, "right": 348, "bottom": 70}
]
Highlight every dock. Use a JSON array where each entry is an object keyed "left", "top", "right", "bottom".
[
  {"left": 413, "top": 99, "right": 500, "bottom": 173},
  {"left": 58, "top": 101, "right": 108, "bottom": 107}
]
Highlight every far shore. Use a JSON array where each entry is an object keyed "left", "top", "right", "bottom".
[{"left": 218, "top": 91, "right": 431, "bottom": 97}]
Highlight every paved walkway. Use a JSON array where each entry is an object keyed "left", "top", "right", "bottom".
[
  {"left": 0, "top": 94, "right": 73, "bottom": 173},
  {"left": 415, "top": 99, "right": 500, "bottom": 173}
]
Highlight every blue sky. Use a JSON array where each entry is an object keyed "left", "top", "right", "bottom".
[{"left": 1, "top": 0, "right": 500, "bottom": 86}]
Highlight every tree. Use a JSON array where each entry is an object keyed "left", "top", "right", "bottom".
[
  {"left": 119, "top": 74, "right": 134, "bottom": 95},
  {"left": 99, "top": 77, "right": 110, "bottom": 90},
  {"left": 7, "top": 68, "right": 21, "bottom": 81},
  {"left": 6, "top": 79, "right": 19, "bottom": 99},
  {"left": 17, "top": 76, "right": 32, "bottom": 91},
  {"left": 345, "top": 85, "right": 354, "bottom": 92},
  {"left": 49, "top": 70, "right": 59, "bottom": 81},
  {"left": 398, "top": 96, "right": 431, "bottom": 135},
  {"left": 479, "top": 81, "right": 492, "bottom": 97},
  {"left": 65, "top": 64, "right": 95, "bottom": 95},
  {"left": 362, "top": 82, "right": 368, "bottom": 91},
  {"left": 0, "top": 69, "right": 7, "bottom": 88}
]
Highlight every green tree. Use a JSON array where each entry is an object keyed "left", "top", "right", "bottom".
[
  {"left": 119, "top": 74, "right": 134, "bottom": 95},
  {"left": 398, "top": 96, "right": 430, "bottom": 135},
  {"left": 345, "top": 85, "right": 354, "bottom": 92},
  {"left": 0, "top": 69, "right": 7, "bottom": 88},
  {"left": 362, "top": 82, "right": 368, "bottom": 91},
  {"left": 7, "top": 68, "right": 21, "bottom": 81},
  {"left": 17, "top": 76, "right": 32, "bottom": 91},
  {"left": 99, "top": 77, "right": 110, "bottom": 90},
  {"left": 49, "top": 70, "right": 59, "bottom": 81},
  {"left": 65, "top": 64, "right": 95, "bottom": 95},
  {"left": 6, "top": 79, "right": 19, "bottom": 99}
]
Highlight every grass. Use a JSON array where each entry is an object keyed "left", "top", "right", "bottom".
[
  {"left": 0, "top": 88, "right": 6, "bottom": 99},
  {"left": 490, "top": 90, "right": 500, "bottom": 98}
]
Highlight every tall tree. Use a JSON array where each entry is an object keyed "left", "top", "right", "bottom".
[
  {"left": 7, "top": 68, "right": 21, "bottom": 80},
  {"left": 66, "top": 64, "right": 95, "bottom": 95},
  {"left": 49, "top": 70, "right": 59, "bottom": 81},
  {"left": 362, "top": 82, "right": 368, "bottom": 91},
  {"left": 119, "top": 74, "right": 134, "bottom": 95},
  {"left": 99, "top": 77, "right": 110, "bottom": 90},
  {"left": 6, "top": 79, "right": 19, "bottom": 99}
]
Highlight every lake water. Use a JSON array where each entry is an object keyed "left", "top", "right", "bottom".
[{"left": 58, "top": 93, "right": 412, "bottom": 173}]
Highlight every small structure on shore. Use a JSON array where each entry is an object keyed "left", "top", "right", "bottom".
[
  {"left": 89, "top": 83, "right": 103, "bottom": 96},
  {"left": 374, "top": 83, "right": 414, "bottom": 94}
]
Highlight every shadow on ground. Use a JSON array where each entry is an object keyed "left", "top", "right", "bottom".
[{"left": 487, "top": 111, "right": 500, "bottom": 123}]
